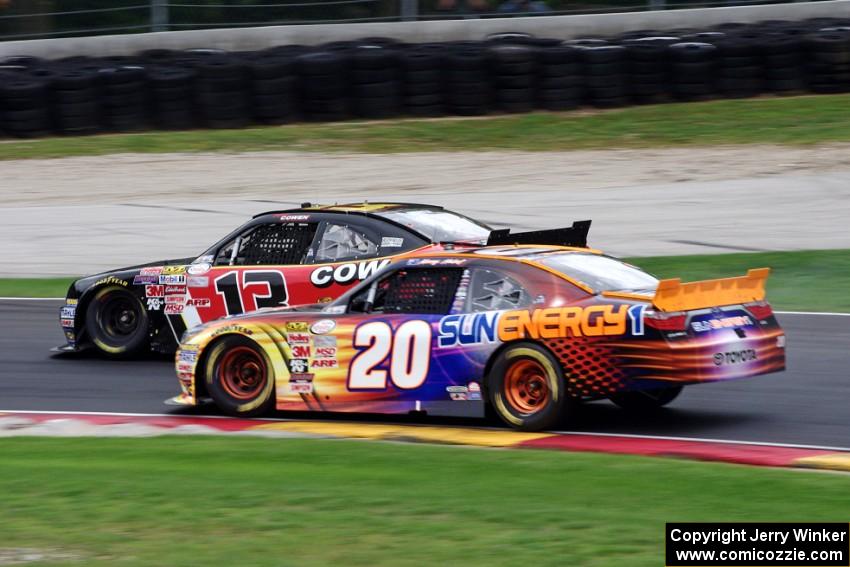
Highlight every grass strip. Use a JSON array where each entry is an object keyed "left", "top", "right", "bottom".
[
  {"left": 1, "top": 436, "right": 848, "bottom": 567},
  {"left": 1, "top": 95, "right": 850, "bottom": 160},
  {"left": 1, "top": 249, "right": 847, "bottom": 312}
]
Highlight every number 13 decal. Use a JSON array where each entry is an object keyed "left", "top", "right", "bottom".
[{"left": 348, "top": 320, "right": 432, "bottom": 390}]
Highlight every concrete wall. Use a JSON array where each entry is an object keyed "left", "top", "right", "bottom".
[{"left": 1, "top": 0, "right": 848, "bottom": 59}]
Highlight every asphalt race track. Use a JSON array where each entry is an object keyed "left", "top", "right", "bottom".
[{"left": 1, "top": 299, "right": 847, "bottom": 449}]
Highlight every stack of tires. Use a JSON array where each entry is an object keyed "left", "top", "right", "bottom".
[
  {"left": 669, "top": 42, "right": 717, "bottom": 101},
  {"left": 146, "top": 65, "right": 197, "bottom": 130},
  {"left": 400, "top": 45, "right": 445, "bottom": 117},
  {"left": 248, "top": 52, "right": 297, "bottom": 124},
  {"left": 99, "top": 64, "right": 148, "bottom": 132},
  {"left": 296, "top": 51, "right": 349, "bottom": 121},
  {"left": 444, "top": 47, "right": 491, "bottom": 116},
  {"left": 575, "top": 44, "right": 629, "bottom": 107},
  {"left": 193, "top": 53, "right": 251, "bottom": 129},
  {"left": 50, "top": 65, "right": 101, "bottom": 135},
  {"left": 0, "top": 59, "right": 52, "bottom": 138},
  {"left": 804, "top": 29, "right": 850, "bottom": 93},
  {"left": 760, "top": 34, "right": 807, "bottom": 94},
  {"left": 713, "top": 33, "right": 764, "bottom": 98},
  {"left": 350, "top": 45, "right": 402, "bottom": 119},
  {"left": 623, "top": 37, "right": 678, "bottom": 104},
  {"left": 535, "top": 44, "right": 583, "bottom": 111},
  {"left": 487, "top": 44, "right": 536, "bottom": 113}
]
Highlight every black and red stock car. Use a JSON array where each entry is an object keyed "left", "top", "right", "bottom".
[{"left": 57, "top": 202, "right": 507, "bottom": 357}]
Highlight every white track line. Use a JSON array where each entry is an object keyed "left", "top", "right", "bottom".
[
  {"left": 0, "top": 297, "right": 64, "bottom": 301},
  {"left": 2, "top": 409, "right": 848, "bottom": 453}
]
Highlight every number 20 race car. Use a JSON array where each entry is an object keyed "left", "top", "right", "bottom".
[
  {"left": 57, "top": 203, "right": 496, "bottom": 357},
  {"left": 170, "top": 232, "right": 786, "bottom": 431}
]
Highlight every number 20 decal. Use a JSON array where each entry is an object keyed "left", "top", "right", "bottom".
[{"left": 348, "top": 320, "right": 432, "bottom": 390}]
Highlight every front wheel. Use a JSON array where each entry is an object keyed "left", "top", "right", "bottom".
[
  {"left": 85, "top": 286, "right": 149, "bottom": 357},
  {"left": 204, "top": 335, "right": 275, "bottom": 417},
  {"left": 487, "top": 343, "right": 571, "bottom": 431},
  {"left": 609, "top": 385, "right": 683, "bottom": 412}
]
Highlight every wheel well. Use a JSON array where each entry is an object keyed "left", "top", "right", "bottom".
[
  {"left": 192, "top": 333, "right": 261, "bottom": 401},
  {"left": 482, "top": 340, "right": 566, "bottom": 397}
]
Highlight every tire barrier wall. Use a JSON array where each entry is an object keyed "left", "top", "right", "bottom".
[{"left": 1, "top": 18, "right": 849, "bottom": 138}]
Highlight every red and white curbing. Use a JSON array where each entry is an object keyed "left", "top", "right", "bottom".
[{"left": 2, "top": 410, "right": 849, "bottom": 472}]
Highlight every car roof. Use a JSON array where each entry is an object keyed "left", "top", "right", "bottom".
[{"left": 252, "top": 202, "right": 445, "bottom": 218}]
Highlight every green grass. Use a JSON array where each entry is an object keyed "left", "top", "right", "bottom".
[
  {"left": 3, "top": 249, "right": 847, "bottom": 311},
  {"left": 633, "top": 249, "right": 850, "bottom": 313},
  {"left": 1, "top": 95, "right": 850, "bottom": 159},
  {"left": 1, "top": 437, "right": 848, "bottom": 567}
]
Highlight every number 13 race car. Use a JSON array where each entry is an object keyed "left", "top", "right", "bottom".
[
  {"left": 57, "top": 203, "right": 496, "bottom": 357},
  {"left": 170, "top": 236, "right": 786, "bottom": 431}
]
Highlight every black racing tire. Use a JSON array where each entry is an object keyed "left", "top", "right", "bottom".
[
  {"left": 84, "top": 286, "right": 149, "bottom": 357},
  {"left": 204, "top": 335, "right": 275, "bottom": 417},
  {"left": 487, "top": 342, "right": 570, "bottom": 431},
  {"left": 609, "top": 385, "right": 683, "bottom": 411}
]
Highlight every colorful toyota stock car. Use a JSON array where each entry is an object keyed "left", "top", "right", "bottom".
[
  {"left": 56, "top": 203, "right": 498, "bottom": 357},
  {"left": 170, "top": 238, "right": 786, "bottom": 431}
]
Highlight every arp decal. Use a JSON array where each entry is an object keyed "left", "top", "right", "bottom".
[{"left": 310, "top": 259, "right": 392, "bottom": 288}]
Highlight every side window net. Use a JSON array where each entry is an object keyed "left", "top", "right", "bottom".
[
  {"left": 469, "top": 269, "right": 530, "bottom": 312},
  {"left": 369, "top": 268, "right": 462, "bottom": 315},
  {"left": 218, "top": 223, "right": 318, "bottom": 266}
]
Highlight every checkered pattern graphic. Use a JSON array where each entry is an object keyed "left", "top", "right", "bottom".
[{"left": 546, "top": 338, "right": 627, "bottom": 397}]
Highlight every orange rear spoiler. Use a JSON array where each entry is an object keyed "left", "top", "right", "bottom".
[{"left": 652, "top": 268, "right": 770, "bottom": 312}]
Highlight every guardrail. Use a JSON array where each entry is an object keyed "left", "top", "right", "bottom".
[{"left": 0, "top": 0, "right": 828, "bottom": 41}]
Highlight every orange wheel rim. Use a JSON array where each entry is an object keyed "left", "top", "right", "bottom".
[
  {"left": 503, "top": 358, "right": 550, "bottom": 414},
  {"left": 218, "top": 346, "right": 267, "bottom": 400}
]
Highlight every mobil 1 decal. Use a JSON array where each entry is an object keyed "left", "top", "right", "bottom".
[{"left": 214, "top": 269, "right": 288, "bottom": 316}]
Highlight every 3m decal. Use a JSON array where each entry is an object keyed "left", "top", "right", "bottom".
[
  {"left": 438, "top": 311, "right": 499, "bottom": 348},
  {"left": 497, "top": 305, "right": 629, "bottom": 341},
  {"left": 291, "top": 345, "right": 311, "bottom": 358},
  {"left": 310, "top": 259, "right": 391, "bottom": 288},
  {"left": 146, "top": 285, "right": 164, "bottom": 298},
  {"left": 214, "top": 270, "right": 288, "bottom": 316},
  {"left": 348, "top": 320, "right": 431, "bottom": 390}
]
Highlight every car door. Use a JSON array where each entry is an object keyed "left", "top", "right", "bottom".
[
  {"left": 178, "top": 220, "right": 320, "bottom": 327},
  {"left": 285, "top": 265, "right": 477, "bottom": 414}
]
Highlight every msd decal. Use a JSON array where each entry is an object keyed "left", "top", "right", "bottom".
[{"left": 310, "top": 259, "right": 392, "bottom": 288}]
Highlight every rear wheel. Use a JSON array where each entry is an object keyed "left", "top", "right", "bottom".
[
  {"left": 609, "top": 385, "right": 683, "bottom": 411},
  {"left": 488, "top": 343, "right": 570, "bottom": 431},
  {"left": 204, "top": 335, "right": 275, "bottom": 417},
  {"left": 85, "top": 286, "right": 149, "bottom": 357}
]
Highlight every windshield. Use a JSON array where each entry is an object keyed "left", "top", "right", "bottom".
[
  {"left": 378, "top": 209, "right": 491, "bottom": 243},
  {"left": 538, "top": 253, "right": 658, "bottom": 294}
]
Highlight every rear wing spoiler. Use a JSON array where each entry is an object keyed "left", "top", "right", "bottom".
[
  {"left": 652, "top": 268, "right": 770, "bottom": 312},
  {"left": 487, "top": 220, "right": 591, "bottom": 248}
]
